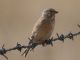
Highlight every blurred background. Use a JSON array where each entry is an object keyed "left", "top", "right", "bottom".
[{"left": 0, "top": 0, "right": 80, "bottom": 60}]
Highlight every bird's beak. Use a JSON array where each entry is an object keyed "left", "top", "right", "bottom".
[{"left": 55, "top": 11, "right": 58, "bottom": 13}]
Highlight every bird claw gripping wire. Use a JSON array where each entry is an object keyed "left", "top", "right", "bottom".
[{"left": 42, "top": 38, "right": 54, "bottom": 46}]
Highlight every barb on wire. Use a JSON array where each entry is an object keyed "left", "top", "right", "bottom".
[{"left": 0, "top": 24, "right": 80, "bottom": 59}]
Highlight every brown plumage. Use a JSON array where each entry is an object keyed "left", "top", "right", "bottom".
[
  {"left": 22, "top": 8, "right": 58, "bottom": 57},
  {"left": 31, "top": 8, "right": 58, "bottom": 44}
]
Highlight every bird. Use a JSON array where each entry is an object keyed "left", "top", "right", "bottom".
[
  {"left": 22, "top": 8, "right": 58, "bottom": 57},
  {"left": 31, "top": 8, "right": 58, "bottom": 44}
]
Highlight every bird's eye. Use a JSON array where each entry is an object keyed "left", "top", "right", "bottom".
[{"left": 50, "top": 11, "right": 53, "bottom": 13}]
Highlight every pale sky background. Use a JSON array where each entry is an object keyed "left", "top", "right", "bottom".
[{"left": 0, "top": 0, "right": 80, "bottom": 60}]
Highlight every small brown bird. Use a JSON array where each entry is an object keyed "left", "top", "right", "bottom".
[
  {"left": 22, "top": 8, "right": 58, "bottom": 57},
  {"left": 31, "top": 8, "right": 58, "bottom": 44}
]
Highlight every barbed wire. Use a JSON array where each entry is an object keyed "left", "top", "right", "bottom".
[{"left": 0, "top": 24, "right": 80, "bottom": 60}]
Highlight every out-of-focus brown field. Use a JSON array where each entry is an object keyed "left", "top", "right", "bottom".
[{"left": 0, "top": 0, "right": 80, "bottom": 60}]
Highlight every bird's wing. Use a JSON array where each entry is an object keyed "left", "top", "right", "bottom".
[{"left": 31, "top": 18, "right": 54, "bottom": 43}]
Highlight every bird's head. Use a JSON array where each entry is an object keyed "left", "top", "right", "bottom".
[{"left": 42, "top": 8, "right": 58, "bottom": 18}]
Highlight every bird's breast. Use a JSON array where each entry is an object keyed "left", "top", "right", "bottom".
[{"left": 31, "top": 18, "right": 55, "bottom": 43}]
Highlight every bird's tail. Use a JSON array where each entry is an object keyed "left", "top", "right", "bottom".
[{"left": 21, "top": 47, "right": 30, "bottom": 57}]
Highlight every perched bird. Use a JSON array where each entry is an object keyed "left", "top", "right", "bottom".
[
  {"left": 22, "top": 8, "right": 58, "bottom": 57},
  {"left": 31, "top": 8, "right": 58, "bottom": 44}
]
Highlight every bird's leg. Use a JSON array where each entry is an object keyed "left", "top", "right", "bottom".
[{"left": 44, "top": 38, "right": 53, "bottom": 46}]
